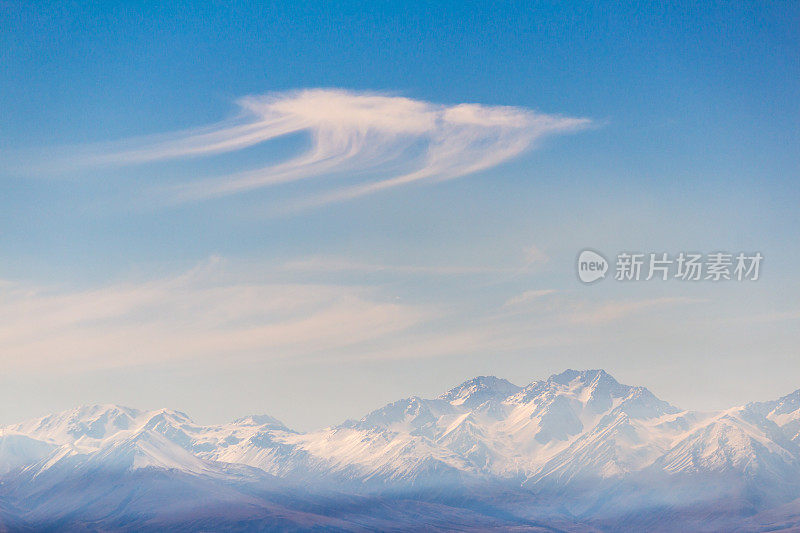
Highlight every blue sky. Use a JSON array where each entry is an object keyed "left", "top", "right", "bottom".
[{"left": 1, "top": 2, "right": 798, "bottom": 429}]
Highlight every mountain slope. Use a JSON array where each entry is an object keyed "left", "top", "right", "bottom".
[{"left": 2, "top": 370, "right": 800, "bottom": 530}]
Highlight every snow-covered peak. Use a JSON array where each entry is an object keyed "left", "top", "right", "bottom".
[
  {"left": 547, "top": 368, "right": 623, "bottom": 391},
  {"left": 233, "top": 414, "right": 289, "bottom": 430},
  {"left": 5, "top": 404, "right": 142, "bottom": 444},
  {"left": 509, "top": 369, "right": 630, "bottom": 406},
  {"left": 2, "top": 405, "right": 203, "bottom": 450},
  {"left": 654, "top": 406, "right": 800, "bottom": 479},
  {"left": 349, "top": 376, "right": 522, "bottom": 433},
  {"left": 438, "top": 376, "right": 521, "bottom": 408},
  {"left": 90, "top": 429, "right": 217, "bottom": 474},
  {"left": 751, "top": 389, "right": 800, "bottom": 443},
  {"left": 2, "top": 371, "right": 798, "bottom": 494},
  {"left": 540, "top": 369, "right": 673, "bottom": 417},
  {"left": 764, "top": 389, "right": 800, "bottom": 417},
  {"left": 618, "top": 386, "right": 679, "bottom": 417},
  {"left": 550, "top": 368, "right": 614, "bottom": 384},
  {"left": 349, "top": 396, "right": 449, "bottom": 434},
  {"left": 142, "top": 408, "right": 194, "bottom": 426}
]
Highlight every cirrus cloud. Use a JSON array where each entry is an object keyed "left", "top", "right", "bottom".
[
  {"left": 0, "top": 259, "right": 432, "bottom": 372},
  {"left": 82, "top": 89, "right": 591, "bottom": 209}
]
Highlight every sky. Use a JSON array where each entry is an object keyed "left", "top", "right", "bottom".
[{"left": 1, "top": 2, "right": 798, "bottom": 430}]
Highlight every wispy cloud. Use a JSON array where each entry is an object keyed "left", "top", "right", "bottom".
[
  {"left": 0, "top": 245, "right": 716, "bottom": 373},
  {"left": 523, "top": 245, "right": 550, "bottom": 266},
  {"left": 280, "top": 256, "right": 517, "bottom": 276},
  {"left": 0, "top": 259, "right": 431, "bottom": 371},
  {"left": 77, "top": 89, "right": 591, "bottom": 208},
  {"left": 504, "top": 289, "right": 558, "bottom": 307},
  {"left": 0, "top": 253, "right": 704, "bottom": 373},
  {"left": 566, "top": 297, "right": 704, "bottom": 325}
]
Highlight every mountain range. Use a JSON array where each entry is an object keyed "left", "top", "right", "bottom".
[{"left": 2, "top": 369, "right": 800, "bottom": 531}]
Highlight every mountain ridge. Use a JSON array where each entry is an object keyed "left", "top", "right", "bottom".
[{"left": 3, "top": 369, "right": 800, "bottom": 531}]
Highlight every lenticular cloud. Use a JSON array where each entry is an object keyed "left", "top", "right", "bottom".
[{"left": 94, "top": 89, "right": 591, "bottom": 207}]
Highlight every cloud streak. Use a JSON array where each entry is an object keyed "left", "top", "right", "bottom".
[
  {"left": 0, "top": 253, "right": 707, "bottom": 374},
  {"left": 280, "top": 256, "right": 519, "bottom": 276},
  {"left": 84, "top": 89, "right": 591, "bottom": 208},
  {"left": 0, "top": 260, "right": 431, "bottom": 371}
]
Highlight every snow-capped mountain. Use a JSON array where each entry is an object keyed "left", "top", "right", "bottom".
[
  {"left": 2, "top": 369, "right": 800, "bottom": 531},
  {"left": 753, "top": 389, "right": 800, "bottom": 444}
]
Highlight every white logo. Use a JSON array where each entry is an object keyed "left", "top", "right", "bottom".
[{"left": 577, "top": 250, "right": 608, "bottom": 284}]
